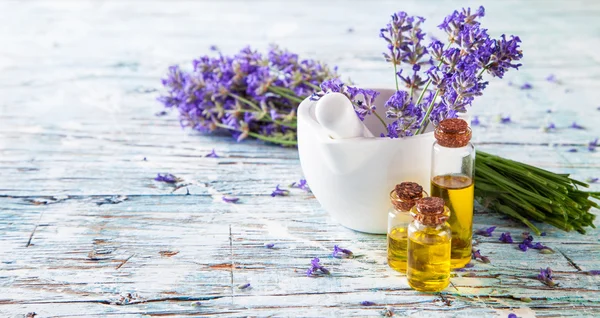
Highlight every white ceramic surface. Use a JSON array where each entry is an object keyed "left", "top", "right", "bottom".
[{"left": 297, "top": 88, "right": 435, "bottom": 234}]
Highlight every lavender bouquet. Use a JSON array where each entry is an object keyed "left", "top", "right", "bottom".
[
  {"left": 159, "top": 45, "right": 337, "bottom": 146},
  {"left": 159, "top": 7, "right": 598, "bottom": 234}
]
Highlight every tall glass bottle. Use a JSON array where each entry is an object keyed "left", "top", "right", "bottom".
[
  {"left": 387, "top": 182, "right": 427, "bottom": 272},
  {"left": 430, "top": 118, "right": 475, "bottom": 269},
  {"left": 407, "top": 197, "right": 452, "bottom": 292}
]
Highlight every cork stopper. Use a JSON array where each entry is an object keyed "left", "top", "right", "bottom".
[
  {"left": 412, "top": 197, "right": 448, "bottom": 226},
  {"left": 434, "top": 118, "right": 471, "bottom": 148},
  {"left": 390, "top": 182, "right": 424, "bottom": 211}
]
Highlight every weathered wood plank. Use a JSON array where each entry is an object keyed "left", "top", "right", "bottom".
[{"left": 1, "top": 0, "right": 599, "bottom": 317}]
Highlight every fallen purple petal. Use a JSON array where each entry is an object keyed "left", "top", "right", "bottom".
[
  {"left": 586, "top": 177, "right": 598, "bottom": 183},
  {"left": 545, "top": 123, "right": 556, "bottom": 130},
  {"left": 475, "top": 226, "right": 496, "bottom": 237},
  {"left": 520, "top": 83, "right": 533, "bottom": 90},
  {"left": 205, "top": 149, "right": 219, "bottom": 158},
  {"left": 472, "top": 249, "right": 490, "bottom": 263},
  {"left": 508, "top": 314, "right": 517, "bottom": 318},
  {"left": 588, "top": 270, "right": 600, "bottom": 275},
  {"left": 569, "top": 122, "right": 584, "bottom": 129},
  {"left": 499, "top": 232, "right": 513, "bottom": 243},
  {"left": 237, "top": 283, "right": 251, "bottom": 290},
  {"left": 291, "top": 178, "right": 311, "bottom": 192},
  {"left": 271, "top": 185, "right": 290, "bottom": 197},
  {"left": 264, "top": 243, "right": 275, "bottom": 248},
  {"left": 332, "top": 245, "right": 353, "bottom": 258},
  {"left": 588, "top": 138, "right": 598, "bottom": 152},
  {"left": 537, "top": 267, "right": 558, "bottom": 287},
  {"left": 567, "top": 148, "right": 578, "bottom": 153},
  {"left": 222, "top": 196, "right": 240, "bottom": 203},
  {"left": 546, "top": 74, "right": 557, "bottom": 83},
  {"left": 154, "top": 173, "right": 179, "bottom": 184},
  {"left": 501, "top": 116, "right": 511, "bottom": 124},
  {"left": 360, "top": 301, "right": 376, "bottom": 306},
  {"left": 471, "top": 116, "right": 480, "bottom": 126}
]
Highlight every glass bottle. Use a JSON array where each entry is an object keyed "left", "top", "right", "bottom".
[
  {"left": 430, "top": 118, "right": 475, "bottom": 269},
  {"left": 407, "top": 197, "right": 452, "bottom": 292},
  {"left": 387, "top": 182, "right": 427, "bottom": 272}
]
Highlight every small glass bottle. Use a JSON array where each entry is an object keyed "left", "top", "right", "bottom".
[
  {"left": 430, "top": 118, "right": 475, "bottom": 269},
  {"left": 387, "top": 182, "right": 427, "bottom": 272},
  {"left": 407, "top": 197, "right": 452, "bottom": 292}
]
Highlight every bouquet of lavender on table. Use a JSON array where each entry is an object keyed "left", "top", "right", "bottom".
[{"left": 158, "top": 7, "right": 598, "bottom": 234}]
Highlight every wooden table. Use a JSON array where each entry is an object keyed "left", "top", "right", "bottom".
[{"left": 1, "top": 1, "right": 599, "bottom": 317}]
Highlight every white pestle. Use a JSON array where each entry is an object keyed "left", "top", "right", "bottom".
[{"left": 314, "top": 92, "right": 373, "bottom": 139}]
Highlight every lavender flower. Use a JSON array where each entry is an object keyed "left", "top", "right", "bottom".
[
  {"left": 205, "top": 149, "right": 219, "bottom": 158},
  {"left": 154, "top": 173, "right": 180, "bottom": 184},
  {"left": 264, "top": 243, "right": 275, "bottom": 249},
  {"left": 567, "top": 148, "right": 578, "bottom": 153},
  {"left": 500, "top": 116, "right": 511, "bottom": 124},
  {"left": 541, "top": 232, "right": 547, "bottom": 236},
  {"left": 537, "top": 267, "right": 558, "bottom": 287},
  {"left": 360, "top": 301, "right": 376, "bottom": 306},
  {"left": 472, "top": 249, "right": 490, "bottom": 263},
  {"left": 499, "top": 232, "right": 513, "bottom": 243},
  {"left": 271, "top": 185, "right": 290, "bottom": 197},
  {"left": 569, "top": 122, "right": 584, "bottom": 129},
  {"left": 291, "top": 178, "right": 311, "bottom": 192},
  {"left": 518, "top": 234, "right": 534, "bottom": 252},
  {"left": 588, "top": 270, "right": 600, "bottom": 275},
  {"left": 471, "top": 116, "right": 480, "bottom": 126},
  {"left": 222, "top": 196, "right": 240, "bottom": 203},
  {"left": 475, "top": 226, "right": 496, "bottom": 237},
  {"left": 588, "top": 138, "right": 598, "bottom": 151},
  {"left": 545, "top": 122, "right": 556, "bottom": 131},
  {"left": 508, "top": 314, "right": 517, "bottom": 318},
  {"left": 520, "top": 83, "right": 532, "bottom": 90},
  {"left": 332, "top": 245, "right": 353, "bottom": 258},
  {"left": 237, "top": 283, "right": 251, "bottom": 290},
  {"left": 306, "top": 257, "right": 330, "bottom": 276}
]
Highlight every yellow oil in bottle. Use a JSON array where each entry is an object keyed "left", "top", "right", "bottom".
[
  {"left": 407, "top": 227, "right": 451, "bottom": 292},
  {"left": 387, "top": 226, "right": 408, "bottom": 272},
  {"left": 431, "top": 174, "right": 474, "bottom": 269}
]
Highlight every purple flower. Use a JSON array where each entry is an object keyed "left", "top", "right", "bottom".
[
  {"left": 520, "top": 83, "right": 532, "bottom": 90},
  {"left": 360, "top": 301, "right": 376, "bottom": 306},
  {"left": 384, "top": 91, "right": 423, "bottom": 137},
  {"left": 237, "top": 283, "right": 251, "bottom": 289},
  {"left": 472, "top": 249, "right": 490, "bottom": 263},
  {"left": 332, "top": 245, "right": 353, "bottom": 258},
  {"left": 271, "top": 185, "right": 290, "bottom": 197},
  {"left": 501, "top": 116, "right": 511, "bottom": 124},
  {"left": 306, "top": 257, "right": 330, "bottom": 276},
  {"left": 586, "top": 177, "right": 599, "bottom": 183},
  {"left": 471, "top": 116, "right": 480, "bottom": 126},
  {"left": 537, "top": 267, "right": 558, "bottom": 287},
  {"left": 588, "top": 138, "right": 598, "bottom": 152},
  {"left": 508, "top": 314, "right": 517, "bottom": 318},
  {"left": 475, "top": 226, "right": 496, "bottom": 237},
  {"left": 541, "top": 232, "right": 547, "bottom": 236},
  {"left": 545, "top": 122, "right": 556, "bottom": 131},
  {"left": 205, "top": 149, "right": 219, "bottom": 158},
  {"left": 567, "top": 148, "right": 578, "bottom": 153},
  {"left": 546, "top": 74, "right": 557, "bottom": 82},
  {"left": 291, "top": 178, "right": 311, "bottom": 192},
  {"left": 154, "top": 173, "right": 179, "bottom": 184},
  {"left": 264, "top": 243, "right": 275, "bottom": 248},
  {"left": 588, "top": 270, "right": 600, "bottom": 275},
  {"left": 499, "top": 232, "right": 513, "bottom": 243},
  {"left": 222, "top": 196, "right": 240, "bottom": 203},
  {"left": 143, "top": 157, "right": 147, "bottom": 161},
  {"left": 518, "top": 234, "right": 534, "bottom": 252},
  {"left": 569, "top": 122, "right": 584, "bottom": 129}
]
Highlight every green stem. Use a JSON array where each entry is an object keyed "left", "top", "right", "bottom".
[
  {"left": 415, "top": 90, "right": 440, "bottom": 134},
  {"left": 214, "top": 123, "right": 298, "bottom": 146},
  {"left": 229, "top": 94, "right": 262, "bottom": 112},
  {"left": 374, "top": 112, "right": 387, "bottom": 129},
  {"left": 268, "top": 86, "right": 304, "bottom": 103},
  {"left": 303, "top": 81, "right": 320, "bottom": 91}
]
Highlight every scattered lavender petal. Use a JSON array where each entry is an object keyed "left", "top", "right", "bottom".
[
  {"left": 154, "top": 173, "right": 179, "bottom": 184},
  {"left": 475, "top": 226, "right": 496, "bottom": 237},
  {"left": 586, "top": 177, "right": 599, "bottom": 183},
  {"left": 508, "top": 314, "right": 518, "bottom": 318},
  {"left": 306, "top": 257, "right": 330, "bottom": 276},
  {"left": 472, "top": 249, "right": 490, "bottom": 263},
  {"left": 499, "top": 232, "right": 513, "bottom": 243},
  {"left": 545, "top": 123, "right": 556, "bottom": 130},
  {"left": 264, "top": 243, "right": 275, "bottom": 248},
  {"left": 143, "top": 157, "right": 147, "bottom": 161},
  {"left": 271, "top": 185, "right": 290, "bottom": 197},
  {"left": 155, "top": 110, "right": 168, "bottom": 116},
  {"left": 205, "top": 149, "right": 219, "bottom": 158},
  {"left": 500, "top": 116, "right": 511, "bottom": 124},
  {"left": 332, "top": 245, "right": 353, "bottom": 258},
  {"left": 588, "top": 138, "right": 598, "bottom": 152},
  {"left": 347, "top": 27, "right": 354, "bottom": 33},
  {"left": 471, "top": 116, "right": 480, "bottom": 126},
  {"left": 541, "top": 232, "right": 547, "bottom": 236},
  {"left": 537, "top": 267, "right": 558, "bottom": 287},
  {"left": 520, "top": 83, "right": 533, "bottom": 90},
  {"left": 209, "top": 45, "right": 219, "bottom": 51},
  {"left": 222, "top": 196, "right": 240, "bottom": 203},
  {"left": 546, "top": 109, "right": 552, "bottom": 113},
  {"left": 569, "top": 122, "right": 584, "bottom": 129},
  {"left": 360, "top": 301, "right": 376, "bottom": 306},
  {"left": 291, "top": 178, "right": 311, "bottom": 192},
  {"left": 567, "top": 148, "right": 578, "bottom": 153},
  {"left": 237, "top": 283, "right": 251, "bottom": 290},
  {"left": 588, "top": 270, "right": 600, "bottom": 275}
]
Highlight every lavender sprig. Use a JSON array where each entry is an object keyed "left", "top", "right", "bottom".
[{"left": 306, "top": 257, "right": 330, "bottom": 276}]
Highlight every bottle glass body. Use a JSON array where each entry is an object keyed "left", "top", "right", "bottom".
[
  {"left": 406, "top": 214, "right": 452, "bottom": 292},
  {"left": 430, "top": 141, "right": 475, "bottom": 269},
  {"left": 387, "top": 191, "right": 425, "bottom": 272}
]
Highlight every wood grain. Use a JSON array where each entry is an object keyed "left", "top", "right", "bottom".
[{"left": 0, "top": 0, "right": 599, "bottom": 317}]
